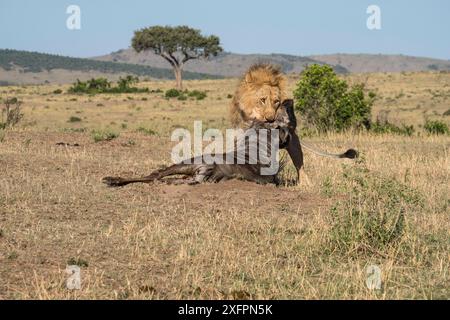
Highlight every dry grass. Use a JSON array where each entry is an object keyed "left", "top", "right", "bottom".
[{"left": 0, "top": 72, "right": 449, "bottom": 299}]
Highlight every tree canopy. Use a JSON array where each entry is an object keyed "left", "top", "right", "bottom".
[{"left": 132, "top": 25, "right": 223, "bottom": 89}]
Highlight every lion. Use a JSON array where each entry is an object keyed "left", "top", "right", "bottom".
[
  {"left": 229, "top": 64, "right": 357, "bottom": 183},
  {"left": 230, "top": 63, "right": 287, "bottom": 127}
]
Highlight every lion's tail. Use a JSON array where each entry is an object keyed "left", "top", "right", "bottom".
[{"left": 300, "top": 141, "right": 358, "bottom": 159}]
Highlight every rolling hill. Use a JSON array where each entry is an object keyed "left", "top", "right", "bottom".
[
  {"left": 310, "top": 53, "right": 450, "bottom": 73},
  {"left": 94, "top": 49, "right": 450, "bottom": 77},
  {"left": 2, "top": 48, "right": 450, "bottom": 86},
  {"left": 94, "top": 49, "right": 349, "bottom": 77},
  {"left": 0, "top": 49, "right": 221, "bottom": 85}
]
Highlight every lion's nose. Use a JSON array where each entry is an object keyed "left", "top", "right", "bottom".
[{"left": 265, "top": 113, "right": 276, "bottom": 122}]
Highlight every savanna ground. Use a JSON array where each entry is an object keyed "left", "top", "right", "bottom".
[{"left": 0, "top": 72, "right": 449, "bottom": 299}]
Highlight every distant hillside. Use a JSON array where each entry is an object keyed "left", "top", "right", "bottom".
[
  {"left": 0, "top": 49, "right": 221, "bottom": 85},
  {"left": 94, "top": 49, "right": 450, "bottom": 76},
  {"left": 94, "top": 49, "right": 349, "bottom": 77},
  {"left": 310, "top": 54, "right": 450, "bottom": 73},
  {"left": 2, "top": 49, "right": 450, "bottom": 86}
]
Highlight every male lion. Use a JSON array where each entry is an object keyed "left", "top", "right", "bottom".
[
  {"left": 230, "top": 64, "right": 357, "bottom": 183},
  {"left": 230, "top": 63, "right": 287, "bottom": 126},
  {"left": 230, "top": 64, "right": 304, "bottom": 181}
]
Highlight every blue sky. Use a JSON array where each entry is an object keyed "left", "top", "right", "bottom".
[{"left": 0, "top": 0, "right": 449, "bottom": 59}]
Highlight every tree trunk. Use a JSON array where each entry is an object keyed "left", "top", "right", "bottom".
[{"left": 174, "top": 67, "right": 183, "bottom": 90}]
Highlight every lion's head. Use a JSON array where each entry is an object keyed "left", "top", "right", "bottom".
[{"left": 230, "top": 64, "right": 287, "bottom": 127}]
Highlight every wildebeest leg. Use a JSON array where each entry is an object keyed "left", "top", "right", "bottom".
[
  {"left": 102, "top": 163, "right": 197, "bottom": 187},
  {"left": 286, "top": 130, "right": 304, "bottom": 183},
  {"left": 165, "top": 177, "right": 200, "bottom": 185}
]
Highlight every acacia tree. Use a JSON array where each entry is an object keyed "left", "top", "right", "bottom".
[{"left": 132, "top": 25, "right": 222, "bottom": 89}]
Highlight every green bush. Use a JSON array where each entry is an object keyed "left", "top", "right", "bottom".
[
  {"left": 294, "top": 64, "right": 375, "bottom": 132},
  {"left": 68, "top": 76, "right": 149, "bottom": 94},
  {"left": 91, "top": 129, "right": 119, "bottom": 142},
  {"left": 371, "top": 121, "right": 415, "bottom": 136},
  {"left": 53, "top": 89, "right": 63, "bottom": 94},
  {"left": 165, "top": 89, "right": 207, "bottom": 100},
  {"left": 165, "top": 89, "right": 181, "bottom": 98},
  {"left": 443, "top": 109, "right": 450, "bottom": 116},
  {"left": 188, "top": 90, "right": 207, "bottom": 100},
  {"left": 136, "top": 127, "right": 157, "bottom": 136},
  {"left": 424, "top": 120, "right": 449, "bottom": 135},
  {"left": 68, "top": 116, "right": 82, "bottom": 123}
]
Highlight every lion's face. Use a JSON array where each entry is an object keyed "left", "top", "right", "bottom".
[{"left": 241, "top": 84, "right": 282, "bottom": 123}]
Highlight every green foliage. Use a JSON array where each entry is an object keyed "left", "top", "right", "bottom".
[
  {"left": 91, "top": 129, "right": 119, "bottom": 142},
  {"left": 53, "top": 89, "right": 63, "bottom": 94},
  {"left": 188, "top": 90, "right": 207, "bottom": 100},
  {"left": 68, "top": 116, "right": 82, "bottom": 123},
  {"left": 132, "top": 25, "right": 222, "bottom": 60},
  {"left": 136, "top": 127, "right": 157, "bottom": 136},
  {"left": 0, "top": 49, "right": 220, "bottom": 80},
  {"left": 424, "top": 120, "right": 449, "bottom": 135},
  {"left": 68, "top": 77, "right": 149, "bottom": 94},
  {"left": 325, "top": 162, "right": 423, "bottom": 256},
  {"left": 165, "top": 89, "right": 207, "bottom": 100},
  {"left": 132, "top": 26, "right": 223, "bottom": 88},
  {"left": 371, "top": 121, "right": 415, "bottom": 136},
  {"left": 165, "top": 89, "right": 181, "bottom": 98},
  {"left": 294, "top": 64, "right": 375, "bottom": 132}
]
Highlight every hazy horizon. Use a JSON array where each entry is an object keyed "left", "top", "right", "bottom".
[{"left": 1, "top": 0, "right": 449, "bottom": 60}]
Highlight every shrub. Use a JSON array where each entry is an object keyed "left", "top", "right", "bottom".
[
  {"left": 136, "top": 127, "right": 157, "bottom": 136},
  {"left": 424, "top": 120, "right": 449, "bottom": 135},
  {"left": 165, "top": 89, "right": 207, "bottom": 100},
  {"left": 1, "top": 97, "right": 23, "bottom": 128},
  {"left": 371, "top": 121, "right": 415, "bottom": 136},
  {"left": 294, "top": 64, "right": 375, "bottom": 132},
  {"left": 117, "top": 75, "right": 138, "bottom": 90},
  {"left": 53, "top": 89, "right": 63, "bottom": 94},
  {"left": 165, "top": 89, "right": 181, "bottom": 98},
  {"left": 91, "top": 129, "right": 119, "bottom": 142},
  {"left": 68, "top": 76, "right": 149, "bottom": 94},
  {"left": 325, "top": 162, "right": 423, "bottom": 256},
  {"left": 68, "top": 116, "right": 82, "bottom": 123},
  {"left": 188, "top": 90, "right": 207, "bottom": 100}
]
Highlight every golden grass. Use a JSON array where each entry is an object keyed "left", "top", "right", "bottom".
[{"left": 0, "top": 72, "right": 449, "bottom": 299}]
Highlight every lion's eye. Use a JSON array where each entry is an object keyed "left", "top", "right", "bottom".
[{"left": 260, "top": 97, "right": 267, "bottom": 105}]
